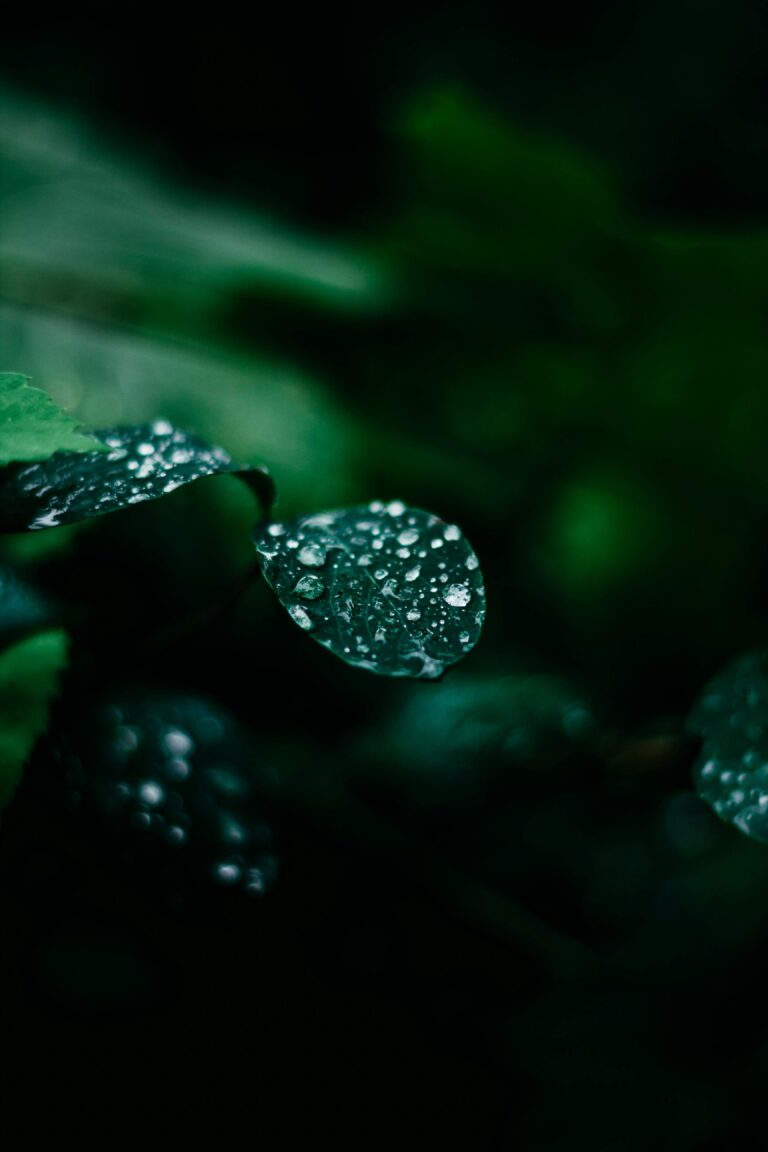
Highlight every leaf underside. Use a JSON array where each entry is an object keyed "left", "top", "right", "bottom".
[
  {"left": 688, "top": 649, "right": 768, "bottom": 843},
  {"left": 254, "top": 500, "right": 485, "bottom": 679},
  {"left": 0, "top": 372, "right": 105, "bottom": 465},
  {"left": 0, "top": 422, "right": 274, "bottom": 532}
]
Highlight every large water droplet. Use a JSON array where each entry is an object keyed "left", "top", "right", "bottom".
[
  {"left": 398, "top": 529, "right": 419, "bottom": 546},
  {"left": 297, "top": 542, "right": 326, "bottom": 567},
  {"left": 444, "top": 584, "right": 472, "bottom": 608},
  {"left": 405, "top": 566, "right": 421, "bottom": 582},
  {"left": 288, "top": 605, "right": 313, "bottom": 630},
  {"left": 294, "top": 573, "right": 325, "bottom": 600}
]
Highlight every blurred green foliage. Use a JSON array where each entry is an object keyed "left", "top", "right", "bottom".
[{"left": 4, "top": 55, "right": 768, "bottom": 1147}]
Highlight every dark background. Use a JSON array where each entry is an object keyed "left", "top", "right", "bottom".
[{"left": 3, "top": 7, "right": 768, "bottom": 1146}]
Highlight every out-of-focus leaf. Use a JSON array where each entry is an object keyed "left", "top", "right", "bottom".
[
  {"left": 0, "top": 628, "right": 67, "bottom": 813},
  {"left": 0, "top": 89, "right": 392, "bottom": 319},
  {"left": 59, "top": 693, "right": 279, "bottom": 896},
  {"left": 0, "top": 372, "right": 104, "bottom": 465},
  {"left": 355, "top": 671, "right": 594, "bottom": 800},
  {"left": 395, "top": 88, "right": 617, "bottom": 277},
  {"left": 688, "top": 650, "right": 768, "bottom": 844},
  {"left": 0, "top": 563, "right": 50, "bottom": 648},
  {"left": 254, "top": 501, "right": 485, "bottom": 679},
  {"left": 0, "top": 422, "right": 274, "bottom": 531}
]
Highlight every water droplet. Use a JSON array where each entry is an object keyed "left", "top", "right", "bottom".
[
  {"left": 267, "top": 523, "right": 286, "bottom": 537},
  {"left": 374, "top": 569, "right": 388, "bottom": 580},
  {"left": 215, "top": 862, "right": 241, "bottom": 885},
  {"left": 459, "top": 630, "right": 470, "bottom": 644},
  {"left": 138, "top": 781, "right": 165, "bottom": 807},
  {"left": 405, "top": 566, "right": 421, "bottom": 582},
  {"left": 288, "top": 605, "right": 313, "bottom": 630},
  {"left": 297, "top": 542, "right": 326, "bottom": 567},
  {"left": 137, "top": 442, "right": 155, "bottom": 457},
  {"left": 444, "top": 584, "right": 472, "bottom": 608},
  {"left": 431, "top": 538, "right": 444, "bottom": 549},
  {"left": 294, "top": 573, "right": 325, "bottom": 600},
  {"left": 164, "top": 727, "right": 194, "bottom": 758},
  {"left": 396, "top": 548, "right": 411, "bottom": 559},
  {"left": 466, "top": 554, "right": 479, "bottom": 570},
  {"left": 444, "top": 525, "right": 461, "bottom": 541},
  {"left": 357, "top": 554, "right": 373, "bottom": 566},
  {"left": 152, "top": 419, "right": 173, "bottom": 435},
  {"left": 398, "top": 529, "right": 419, "bottom": 546},
  {"left": 407, "top": 609, "right": 421, "bottom": 622},
  {"left": 386, "top": 501, "right": 406, "bottom": 516}
]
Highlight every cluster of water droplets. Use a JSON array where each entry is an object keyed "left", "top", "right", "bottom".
[
  {"left": 254, "top": 499, "right": 485, "bottom": 678},
  {"left": 689, "top": 650, "right": 768, "bottom": 843},
  {"left": 3, "top": 422, "right": 240, "bottom": 531},
  {"left": 57, "top": 695, "right": 279, "bottom": 895}
]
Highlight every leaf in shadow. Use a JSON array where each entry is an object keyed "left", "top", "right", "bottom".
[
  {"left": 688, "top": 649, "right": 768, "bottom": 844},
  {"left": 59, "top": 692, "right": 280, "bottom": 895}
]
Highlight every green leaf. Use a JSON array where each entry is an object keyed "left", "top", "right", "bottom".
[
  {"left": 254, "top": 501, "right": 485, "bottom": 679},
  {"left": 0, "top": 422, "right": 275, "bottom": 531},
  {"left": 688, "top": 650, "right": 768, "bottom": 843},
  {"left": 0, "top": 372, "right": 104, "bottom": 465},
  {"left": 0, "top": 564, "right": 50, "bottom": 649},
  {"left": 356, "top": 672, "right": 595, "bottom": 799},
  {"left": 0, "top": 628, "right": 68, "bottom": 813}
]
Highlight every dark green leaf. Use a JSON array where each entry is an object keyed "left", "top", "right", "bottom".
[
  {"left": 356, "top": 672, "right": 595, "bottom": 800},
  {"left": 254, "top": 501, "right": 485, "bottom": 679},
  {"left": 0, "top": 564, "right": 51, "bottom": 649},
  {"left": 0, "top": 628, "right": 68, "bottom": 813},
  {"left": 61, "top": 693, "right": 279, "bottom": 895},
  {"left": 0, "top": 372, "right": 104, "bottom": 465},
  {"left": 0, "top": 422, "right": 275, "bottom": 531},
  {"left": 688, "top": 650, "right": 768, "bottom": 843}
]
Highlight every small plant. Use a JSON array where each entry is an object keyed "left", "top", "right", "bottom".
[{"left": 0, "top": 372, "right": 486, "bottom": 818}]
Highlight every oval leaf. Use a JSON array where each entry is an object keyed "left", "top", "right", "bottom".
[
  {"left": 254, "top": 500, "right": 485, "bottom": 679},
  {"left": 0, "top": 372, "right": 105, "bottom": 465},
  {"left": 0, "top": 422, "right": 275, "bottom": 532},
  {"left": 61, "top": 693, "right": 279, "bottom": 895},
  {"left": 688, "top": 650, "right": 768, "bottom": 843}
]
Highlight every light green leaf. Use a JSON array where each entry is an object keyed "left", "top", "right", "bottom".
[
  {"left": 0, "top": 372, "right": 104, "bottom": 465},
  {"left": 0, "top": 627, "right": 68, "bottom": 813}
]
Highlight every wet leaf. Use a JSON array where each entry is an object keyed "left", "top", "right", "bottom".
[
  {"left": 254, "top": 501, "right": 485, "bottom": 679},
  {"left": 58, "top": 693, "right": 279, "bottom": 896},
  {"left": 0, "top": 564, "right": 51, "bottom": 650},
  {"left": 0, "top": 372, "right": 105, "bottom": 466},
  {"left": 0, "top": 628, "right": 68, "bottom": 813},
  {"left": 0, "top": 422, "right": 275, "bottom": 531},
  {"left": 688, "top": 650, "right": 768, "bottom": 844}
]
